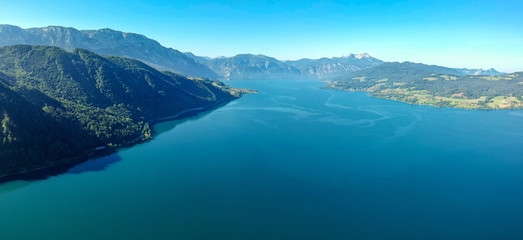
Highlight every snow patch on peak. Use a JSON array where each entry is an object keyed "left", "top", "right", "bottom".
[
  {"left": 354, "top": 53, "right": 371, "bottom": 59},
  {"left": 341, "top": 53, "right": 372, "bottom": 59}
]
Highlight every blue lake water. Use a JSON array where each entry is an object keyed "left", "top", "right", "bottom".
[{"left": 1, "top": 79, "right": 523, "bottom": 239}]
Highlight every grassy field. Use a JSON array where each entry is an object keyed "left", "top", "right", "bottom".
[
  {"left": 327, "top": 85, "right": 523, "bottom": 110},
  {"left": 487, "top": 96, "right": 523, "bottom": 109},
  {"left": 352, "top": 77, "right": 366, "bottom": 82},
  {"left": 325, "top": 66, "right": 523, "bottom": 110},
  {"left": 374, "top": 89, "right": 523, "bottom": 109},
  {"left": 479, "top": 76, "right": 515, "bottom": 81}
]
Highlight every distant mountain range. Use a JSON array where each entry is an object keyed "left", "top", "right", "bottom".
[
  {"left": 185, "top": 52, "right": 384, "bottom": 79},
  {"left": 0, "top": 45, "right": 242, "bottom": 177},
  {"left": 186, "top": 54, "right": 302, "bottom": 79},
  {"left": 0, "top": 25, "right": 219, "bottom": 79},
  {"left": 0, "top": 24, "right": 504, "bottom": 81},
  {"left": 454, "top": 68, "right": 502, "bottom": 76},
  {"left": 185, "top": 52, "right": 503, "bottom": 79},
  {"left": 285, "top": 53, "right": 384, "bottom": 79}
]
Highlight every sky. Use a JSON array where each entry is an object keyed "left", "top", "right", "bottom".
[{"left": 1, "top": 0, "right": 522, "bottom": 72}]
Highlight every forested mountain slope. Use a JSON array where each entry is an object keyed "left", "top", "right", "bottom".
[
  {"left": 0, "top": 45, "right": 242, "bottom": 176},
  {"left": 0, "top": 25, "right": 219, "bottom": 78}
]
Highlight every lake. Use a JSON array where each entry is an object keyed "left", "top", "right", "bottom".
[{"left": 1, "top": 79, "right": 523, "bottom": 239}]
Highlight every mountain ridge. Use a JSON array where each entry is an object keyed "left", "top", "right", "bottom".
[
  {"left": 184, "top": 52, "right": 384, "bottom": 79},
  {"left": 0, "top": 24, "right": 219, "bottom": 79},
  {"left": 285, "top": 53, "right": 384, "bottom": 79},
  {"left": 207, "top": 54, "right": 301, "bottom": 79},
  {"left": 1, "top": 24, "right": 504, "bottom": 80}
]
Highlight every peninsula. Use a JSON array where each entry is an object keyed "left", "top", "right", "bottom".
[{"left": 324, "top": 62, "right": 523, "bottom": 109}]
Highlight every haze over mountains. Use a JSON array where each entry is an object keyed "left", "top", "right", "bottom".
[
  {"left": 186, "top": 53, "right": 302, "bottom": 79},
  {"left": 0, "top": 25, "right": 219, "bottom": 79},
  {"left": 0, "top": 24, "right": 502, "bottom": 81},
  {"left": 285, "top": 53, "right": 384, "bottom": 79},
  {"left": 454, "top": 68, "right": 501, "bottom": 76},
  {"left": 184, "top": 52, "right": 386, "bottom": 79}
]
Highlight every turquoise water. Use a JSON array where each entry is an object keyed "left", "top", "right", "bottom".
[{"left": 1, "top": 79, "right": 523, "bottom": 239}]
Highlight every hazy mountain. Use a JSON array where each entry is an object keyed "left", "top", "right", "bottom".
[
  {"left": 184, "top": 52, "right": 383, "bottom": 80},
  {"left": 0, "top": 45, "right": 242, "bottom": 177},
  {"left": 0, "top": 25, "right": 219, "bottom": 79},
  {"left": 455, "top": 68, "right": 502, "bottom": 76},
  {"left": 195, "top": 54, "right": 302, "bottom": 79},
  {"left": 184, "top": 52, "right": 213, "bottom": 65},
  {"left": 285, "top": 53, "right": 383, "bottom": 79}
]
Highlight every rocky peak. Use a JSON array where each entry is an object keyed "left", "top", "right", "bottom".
[
  {"left": 341, "top": 53, "right": 372, "bottom": 59},
  {"left": 354, "top": 53, "right": 371, "bottom": 59}
]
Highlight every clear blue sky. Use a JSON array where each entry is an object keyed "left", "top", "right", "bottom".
[{"left": 1, "top": 0, "right": 522, "bottom": 72}]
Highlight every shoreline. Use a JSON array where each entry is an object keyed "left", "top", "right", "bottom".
[
  {"left": 0, "top": 100, "right": 233, "bottom": 183},
  {"left": 323, "top": 85, "right": 523, "bottom": 111}
]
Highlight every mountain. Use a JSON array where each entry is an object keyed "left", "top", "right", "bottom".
[
  {"left": 195, "top": 54, "right": 302, "bottom": 79},
  {"left": 184, "top": 52, "right": 383, "bottom": 80},
  {"left": 184, "top": 52, "right": 213, "bottom": 65},
  {"left": 325, "top": 62, "right": 523, "bottom": 109},
  {"left": 0, "top": 45, "right": 244, "bottom": 177},
  {"left": 0, "top": 25, "right": 219, "bottom": 79},
  {"left": 333, "top": 61, "right": 463, "bottom": 82},
  {"left": 455, "top": 68, "right": 503, "bottom": 76},
  {"left": 330, "top": 61, "right": 503, "bottom": 81},
  {"left": 285, "top": 53, "right": 383, "bottom": 79}
]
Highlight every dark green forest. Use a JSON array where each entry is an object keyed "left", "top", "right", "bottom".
[{"left": 0, "top": 45, "right": 242, "bottom": 176}]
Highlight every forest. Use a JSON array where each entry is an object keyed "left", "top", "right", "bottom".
[{"left": 0, "top": 45, "right": 242, "bottom": 176}]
